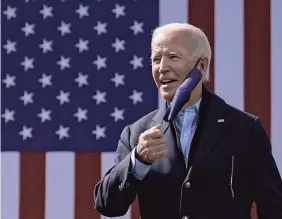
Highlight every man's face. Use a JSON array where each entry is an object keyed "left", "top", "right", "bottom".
[{"left": 151, "top": 31, "right": 197, "bottom": 102}]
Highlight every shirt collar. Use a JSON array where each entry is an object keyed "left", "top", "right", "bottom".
[
  {"left": 192, "top": 97, "right": 202, "bottom": 112},
  {"left": 178, "top": 97, "right": 202, "bottom": 115}
]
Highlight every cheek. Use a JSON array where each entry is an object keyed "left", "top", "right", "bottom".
[
  {"left": 183, "top": 63, "right": 194, "bottom": 77},
  {"left": 174, "top": 65, "right": 189, "bottom": 80}
]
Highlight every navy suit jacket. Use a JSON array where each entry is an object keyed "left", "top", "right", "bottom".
[{"left": 94, "top": 86, "right": 282, "bottom": 219}]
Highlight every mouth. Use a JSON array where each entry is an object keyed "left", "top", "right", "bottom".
[{"left": 160, "top": 79, "right": 177, "bottom": 85}]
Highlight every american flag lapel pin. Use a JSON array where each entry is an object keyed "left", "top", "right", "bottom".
[{"left": 217, "top": 119, "right": 224, "bottom": 123}]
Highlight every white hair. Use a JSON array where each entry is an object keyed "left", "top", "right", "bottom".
[{"left": 151, "top": 23, "right": 212, "bottom": 82}]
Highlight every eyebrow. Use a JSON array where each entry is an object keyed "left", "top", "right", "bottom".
[
  {"left": 151, "top": 51, "right": 178, "bottom": 56},
  {"left": 167, "top": 52, "right": 178, "bottom": 55},
  {"left": 151, "top": 51, "right": 179, "bottom": 59}
]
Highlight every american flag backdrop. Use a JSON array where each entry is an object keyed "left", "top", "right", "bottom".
[{"left": 1, "top": 0, "right": 282, "bottom": 219}]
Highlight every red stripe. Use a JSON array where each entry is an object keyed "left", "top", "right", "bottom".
[
  {"left": 131, "top": 196, "right": 140, "bottom": 219},
  {"left": 188, "top": 0, "right": 215, "bottom": 92},
  {"left": 19, "top": 152, "right": 46, "bottom": 219},
  {"left": 244, "top": 0, "right": 271, "bottom": 218},
  {"left": 244, "top": 0, "right": 271, "bottom": 136},
  {"left": 74, "top": 152, "right": 101, "bottom": 219}
]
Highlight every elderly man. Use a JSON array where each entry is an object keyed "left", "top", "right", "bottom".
[{"left": 93, "top": 23, "right": 282, "bottom": 219}]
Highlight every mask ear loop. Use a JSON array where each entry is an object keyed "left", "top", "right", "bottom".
[
  {"left": 194, "top": 58, "right": 206, "bottom": 83},
  {"left": 194, "top": 58, "right": 202, "bottom": 69}
]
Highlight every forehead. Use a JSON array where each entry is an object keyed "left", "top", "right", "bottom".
[{"left": 151, "top": 31, "right": 190, "bottom": 54}]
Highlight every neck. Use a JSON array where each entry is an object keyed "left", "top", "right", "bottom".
[{"left": 181, "top": 83, "right": 202, "bottom": 110}]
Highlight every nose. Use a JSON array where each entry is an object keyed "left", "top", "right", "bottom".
[{"left": 159, "top": 57, "right": 169, "bottom": 73}]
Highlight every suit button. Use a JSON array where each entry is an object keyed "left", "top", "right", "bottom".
[
  {"left": 184, "top": 181, "right": 191, "bottom": 188},
  {"left": 182, "top": 216, "right": 189, "bottom": 219}
]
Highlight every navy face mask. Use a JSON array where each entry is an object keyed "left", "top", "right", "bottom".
[{"left": 162, "top": 58, "right": 203, "bottom": 122}]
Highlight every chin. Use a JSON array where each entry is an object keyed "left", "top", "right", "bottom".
[{"left": 160, "top": 91, "right": 175, "bottom": 103}]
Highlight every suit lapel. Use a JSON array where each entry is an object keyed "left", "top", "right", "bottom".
[
  {"left": 150, "top": 103, "right": 186, "bottom": 167},
  {"left": 150, "top": 102, "right": 170, "bottom": 135}
]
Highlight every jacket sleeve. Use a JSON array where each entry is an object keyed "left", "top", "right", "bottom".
[
  {"left": 249, "top": 117, "right": 282, "bottom": 219},
  {"left": 93, "top": 125, "right": 142, "bottom": 217}
]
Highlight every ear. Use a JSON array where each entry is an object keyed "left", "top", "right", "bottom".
[{"left": 199, "top": 57, "right": 208, "bottom": 72}]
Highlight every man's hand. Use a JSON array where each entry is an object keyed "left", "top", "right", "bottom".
[{"left": 136, "top": 124, "right": 167, "bottom": 164}]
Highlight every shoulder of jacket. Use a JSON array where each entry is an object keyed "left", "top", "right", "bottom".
[
  {"left": 210, "top": 91, "right": 259, "bottom": 124},
  {"left": 224, "top": 101, "right": 260, "bottom": 123}
]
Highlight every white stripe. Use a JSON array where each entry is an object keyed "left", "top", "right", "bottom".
[
  {"left": 101, "top": 152, "right": 130, "bottom": 219},
  {"left": 271, "top": 0, "right": 282, "bottom": 175},
  {"left": 45, "top": 152, "right": 74, "bottom": 219},
  {"left": 159, "top": 0, "right": 188, "bottom": 25},
  {"left": 214, "top": 0, "right": 244, "bottom": 110},
  {"left": 1, "top": 152, "right": 20, "bottom": 219},
  {"left": 158, "top": 0, "right": 188, "bottom": 108}
]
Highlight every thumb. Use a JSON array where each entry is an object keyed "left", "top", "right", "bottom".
[{"left": 151, "top": 124, "right": 161, "bottom": 129}]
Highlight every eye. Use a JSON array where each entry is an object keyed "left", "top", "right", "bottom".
[
  {"left": 152, "top": 57, "right": 161, "bottom": 63},
  {"left": 169, "top": 54, "right": 178, "bottom": 59}
]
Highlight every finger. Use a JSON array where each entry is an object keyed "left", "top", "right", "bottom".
[
  {"left": 153, "top": 148, "right": 167, "bottom": 160},
  {"left": 142, "top": 131, "right": 161, "bottom": 141},
  {"left": 154, "top": 143, "right": 166, "bottom": 151},
  {"left": 156, "top": 149, "right": 167, "bottom": 158},
  {"left": 142, "top": 125, "right": 162, "bottom": 140},
  {"left": 147, "top": 143, "right": 166, "bottom": 154},
  {"left": 148, "top": 138, "right": 165, "bottom": 147},
  {"left": 138, "top": 145, "right": 148, "bottom": 154},
  {"left": 147, "top": 128, "right": 163, "bottom": 139},
  {"left": 151, "top": 124, "right": 161, "bottom": 130},
  {"left": 146, "top": 147, "right": 167, "bottom": 163}
]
